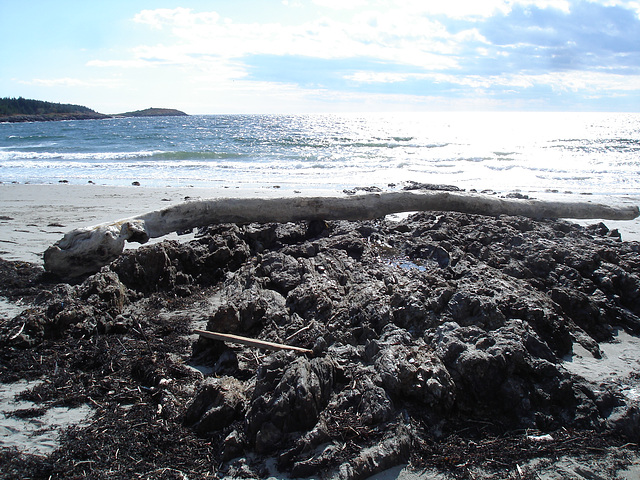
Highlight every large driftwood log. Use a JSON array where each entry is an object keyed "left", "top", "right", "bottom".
[{"left": 44, "top": 191, "right": 639, "bottom": 278}]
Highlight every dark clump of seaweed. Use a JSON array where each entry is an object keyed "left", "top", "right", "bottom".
[{"left": 0, "top": 212, "right": 639, "bottom": 479}]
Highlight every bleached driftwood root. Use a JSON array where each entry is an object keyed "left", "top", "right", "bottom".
[{"left": 44, "top": 191, "right": 639, "bottom": 278}]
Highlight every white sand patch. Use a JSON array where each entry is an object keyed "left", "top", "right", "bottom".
[
  {"left": 0, "top": 379, "right": 93, "bottom": 456},
  {"left": 0, "top": 297, "right": 25, "bottom": 321},
  {"left": 563, "top": 329, "right": 640, "bottom": 384}
]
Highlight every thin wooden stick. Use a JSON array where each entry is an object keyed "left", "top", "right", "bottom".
[
  {"left": 285, "top": 323, "right": 313, "bottom": 342},
  {"left": 194, "top": 329, "right": 313, "bottom": 355}
]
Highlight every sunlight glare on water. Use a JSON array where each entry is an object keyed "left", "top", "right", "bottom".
[{"left": 1, "top": 112, "right": 639, "bottom": 197}]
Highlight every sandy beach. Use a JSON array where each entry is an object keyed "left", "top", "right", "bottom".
[
  {"left": 0, "top": 183, "right": 349, "bottom": 265},
  {"left": 2, "top": 183, "right": 639, "bottom": 267}
]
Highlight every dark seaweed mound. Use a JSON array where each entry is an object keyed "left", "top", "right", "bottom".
[{"left": 1, "top": 212, "right": 639, "bottom": 479}]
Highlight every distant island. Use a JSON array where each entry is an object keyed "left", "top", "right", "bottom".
[
  {"left": 113, "top": 107, "right": 188, "bottom": 118},
  {"left": 0, "top": 97, "right": 188, "bottom": 123}
]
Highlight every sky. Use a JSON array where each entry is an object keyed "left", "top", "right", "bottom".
[{"left": 1, "top": 0, "right": 640, "bottom": 114}]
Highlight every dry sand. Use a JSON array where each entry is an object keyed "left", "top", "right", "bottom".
[
  {"left": 2, "top": 183, "right": 639, "bottom": 267},
  {"left": 0, "top": 183, "right": 346, "bottom": 265}
]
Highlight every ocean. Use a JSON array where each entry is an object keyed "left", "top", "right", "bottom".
[{"left": 1, "top": 112, "right": 639, "bottom": 198}]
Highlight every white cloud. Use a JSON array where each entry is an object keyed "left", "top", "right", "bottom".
[
  {"left": 106, "top": 6, "right": 466, "bottom": 74},
  {"left": 134, "top": 8, "right": 220, "bottom": 29},
  {"left": 312, "top": 0, "right": 370, "bottom": 8},
  {"left": 538, "top": 70, "right": 640, "bottom": 92},
  {"left": 372, "top": 0, "right": 572, "bottom": 19},
  {"left": 87, "top": 59, "right": 149, "bottom": 68},
  {"left": 345, "top": 71, "right": 428, "bottom": 83},
  {"left": 594, "top": 0, "right": 640, "bottom": 15},
  {"left": 83, "top": 2, "right": 640, "bottom": 112},
  {"left": 203, "top": 79, "right": 509, "bottom": 112},
  {"left": 119, "top": 2, "right": 589, "bottom": 73},
  {"left": 21, "top": 77, "right": 121, "bottom": 88},
  {"left": 345, "top": 70, "right": 535, "bottom": 88},
  {"left": 100, "top": 3, "right": 605, "bottom": 74},
  {"left": 519, "top": 0, "right": 571, "bottom": 14},
  {"left": 121, "top": 8, "right": 464, "bottom": 63},
  {"left": 345, "top": 68, "right": 640, "bottom": 95},
  {"left": 387, "top": 0, "right": 510, "bottom": 18}
]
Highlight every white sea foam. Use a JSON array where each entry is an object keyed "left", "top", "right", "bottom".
[{"left": 0, "top": 150, "right": 163, "bottom": 161}]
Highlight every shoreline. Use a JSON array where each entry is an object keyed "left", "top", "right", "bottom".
[
  {"left": 1, "top": 183, "right": 639, "bottom": 266},
  {"left": 0, "top": 113, "right": 110, "bottom": 123},
  {"left": 0, "top": 108, "right": 186, "bottom": 123}
]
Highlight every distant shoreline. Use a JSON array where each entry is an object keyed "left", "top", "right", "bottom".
[
  {"left": 0, "top": 109, "right": 188, "bottom": 123},
  {"left": 0, "top": 112, "right": 111, "bottom": 123},
  {"left": 0, "top": 97, "right": 188, "bottom": 123}
]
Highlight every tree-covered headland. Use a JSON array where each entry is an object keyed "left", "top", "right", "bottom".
[
  {"left": 0, "top": 97, "right": 108, "bottom": 122},
  {"left": 0, "top": 97, "right": 97, "bottom": 116},
  {"left": 0, "top": 97, "right": 188, "bottom": 122}
]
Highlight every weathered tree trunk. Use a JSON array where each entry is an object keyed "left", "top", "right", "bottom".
[{"left": 43, "top": 191, "right": 639, "bottom": 278}]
